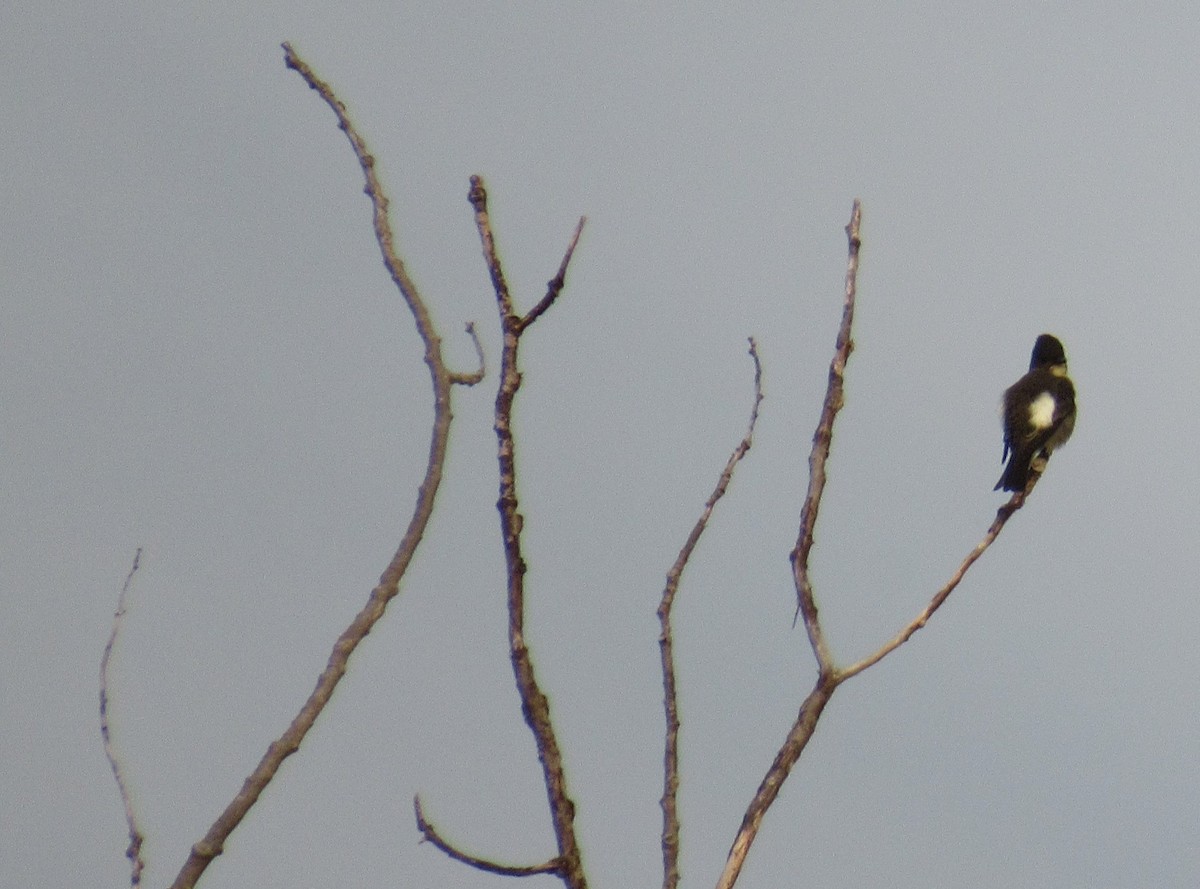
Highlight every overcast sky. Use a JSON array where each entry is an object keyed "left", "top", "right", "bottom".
[{"left": 5, "top": 3, "right": 1200, "bottom": 888}]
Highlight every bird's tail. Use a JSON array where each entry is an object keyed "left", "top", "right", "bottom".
[{"left": 995, "top": 452, "right": 1032, "bottom": 492}]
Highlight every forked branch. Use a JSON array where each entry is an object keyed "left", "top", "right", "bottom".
[
  {"left": 117, "top": 50, "right": 1044, "bottom": 889},
  {"left": 415, "top": 177, "right": 589, "bottom": 888},
  {"left": 714, "top": 202, "right": 863, "bottom": 889},
  {"left": 715, "top": 202, "right": 1035, "bottom": 889},
  {"left": 480, "top": 179, "right": 589, "bottom": 889}
]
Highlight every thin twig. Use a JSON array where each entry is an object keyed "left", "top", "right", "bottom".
[
  {"left": 838, "top": 488, "right": 1027, "bottom": 680},
  {"left": 448, "top": 321, "right": 487, "bottom": 386},
  {"left": 519, "top": 216, "right": 587, "bottom": 333},
  {"left": 166, "top": 44, "right": 470, "bottom": 889},
  {"left": 413, "top": 797, "right": 563, "bottom": 877},
  {"left": 658, "top": 339, "right": 764, "bottom": 889},
  {"left": 469, "top": 175, "right": 589, "bottom": 889},
  {"left": 101, "top": 548, "right": 145, "bottom": 888},
  {"left": 791, "top": 199, "right": 862, "bottom": 672}
]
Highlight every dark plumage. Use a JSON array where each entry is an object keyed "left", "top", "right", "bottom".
[{"left": 995, "top": 334, "right": 1076, "bottom": 492}]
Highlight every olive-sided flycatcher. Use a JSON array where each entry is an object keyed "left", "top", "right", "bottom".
[{"left": 995, "top": 333, "right": 1076, "bottom": 492}]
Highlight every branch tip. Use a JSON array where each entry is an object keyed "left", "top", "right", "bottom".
[
  {"left": 846, "top": 198, "right": 862, "bottom": 247},
  {"left": 448, "top": 321, "right": 486, "bottom": 386},
  {"left": 101, "top": 548, "right": 146, "bottom": 888},
  {"left": 468, "top": 175, "right": 487, "bottom": 211},
  {"left": 520, "top": 215, "right": 587, "bottom": 332}
]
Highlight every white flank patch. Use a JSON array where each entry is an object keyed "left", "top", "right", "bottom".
[{"left": 1028, "top": 392, "right": 1056, "bottom": 429}]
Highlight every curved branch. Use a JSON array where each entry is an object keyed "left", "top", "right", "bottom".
[
  {"left": 448, "top": 321, "right": 487, "bottom": 386},
  {"left": 166, "top": 44, "right": 468, "bottom": 889},
  {"left": 101, "top": 548, "right": 145, "bottom": 888},
  {"left": 414, "top": 796, "right": 563, "bottom": 877},
  {"left": 469, "top": 176, "right": 589, "bottom": 889},
  {"left": 791, "top": 199, "right": 862, "bottom": 672},
  {"left": 658, "top": 339, "right": 763, "bottom": 889}
]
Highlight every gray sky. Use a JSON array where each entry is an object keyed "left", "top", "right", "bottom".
[{"left": 5, "top": 3, "right": 1199, "bottom": 887}]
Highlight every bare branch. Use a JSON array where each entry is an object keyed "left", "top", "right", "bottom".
[
  {"left": 715, "top": 202, "right": 862, "bottom": 889},
  {"left": 791, "top": 199, "right": 862, "bottom": 672},
  {"left": 713, "top": 201, "right": 1053, "bottom": 889},
  {"left": 658, "top": 339, "right": 763, "bottom": 889},
  {"left": 101, "top": 548, "right": 145, "bottom": 888},
  {"left": 714, "top": 481, "right": 1032, "bottom": 889},
  {"left": 468, "top": 176, "right": 517, "bottom": 325},
  {"left": 413, "top": 796, "right": 563, "bottom": 877},
  {"left": 715, "top": 677, "right": 836, "bottom": 889},
  {"left": 449, "top": 321, "right": 486, "bottom": 386},
  {"left": 282, "top": 43, "right": 447, "bottom": 368},
  {"left": 166, "top": 45, "right": 468, "bottom": 889},
  {"left": 519, "top": 216, "right": 587, "bottom": 332},
  {"left": 469, "top": 175, "right": 589, "bottom": 889},
  {"left": 838, "top": 488, "right": 1028, "bottom": 681},
  {"left": 715, "top": 468, "right": 1034, "bottom": 889}
]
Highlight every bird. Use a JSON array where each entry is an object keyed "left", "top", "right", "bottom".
[{"left": 995, "top": 333, "right": 1076, "bottom": 492}]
